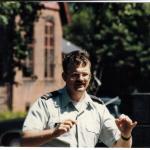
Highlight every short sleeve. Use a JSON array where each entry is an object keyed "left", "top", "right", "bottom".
[
  {"left": 22, "top": 98, "right": 49, "bottom": 131},
  {"left": 99, "top": 106, "right": 121, "bottom": 147}
]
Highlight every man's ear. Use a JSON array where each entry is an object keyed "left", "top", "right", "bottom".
[{"left": 62, "top": 72, "right": 67, "bottom": 81}]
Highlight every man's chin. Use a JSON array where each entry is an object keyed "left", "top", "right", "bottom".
[{"left": 74, "top": 87, "right": 86, "bottom": 92}]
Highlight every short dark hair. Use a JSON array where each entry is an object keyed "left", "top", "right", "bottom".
[{"left": 62, "top": 50, "right": 91, "bottom": 73}]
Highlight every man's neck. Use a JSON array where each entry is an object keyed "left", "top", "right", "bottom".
[{"left": 66, "top": 88, "right": 86, "bottom": 102}]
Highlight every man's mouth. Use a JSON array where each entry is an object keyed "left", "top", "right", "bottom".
[
  {"left": 75, "top": 82, "right": 85, "bottom": 87},
  {"left": 75, "top": 81, "right": 84, "bottom": 85}
]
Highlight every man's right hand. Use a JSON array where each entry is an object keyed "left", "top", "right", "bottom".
[
  {"left": 52, "top": 119, "right": 77, "bottom": 137},
  {"left": 22, "top": 119, "right": 77, "bottom": 147}
]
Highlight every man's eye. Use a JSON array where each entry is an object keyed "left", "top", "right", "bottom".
[
  {"left": 71, "top": 73, "right": 78, "bottom": 77},
  {"left": 82, "top": 73, "right": 88, "bottom": 77},
  {"left": 70, "top": 73, "right": 90, "bottom": 79}
]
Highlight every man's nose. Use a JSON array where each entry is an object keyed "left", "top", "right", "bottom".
[{"left": 78, "top": 74, "right": 84, "bottom": 80}]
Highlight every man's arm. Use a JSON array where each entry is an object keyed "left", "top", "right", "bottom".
[
  {"left": 112, "top": 134, "right": 132, "bottom": 147},
  {"left": 112, "top": 114, "right": 137, "bottom": 148},
  {"left": 21, "top": 128, "right": 56, "bottom": 147},
  {"left": 21, "top": 119, "right": 76, "bottom": 147}
]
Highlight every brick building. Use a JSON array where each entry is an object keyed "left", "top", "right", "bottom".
[{"left": 0, "top": 2, "right": 71, "bottom": 112}]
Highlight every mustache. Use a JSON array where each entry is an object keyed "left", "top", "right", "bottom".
[{"left": 75, "top": 80, "right": 86, "bottom": 84}]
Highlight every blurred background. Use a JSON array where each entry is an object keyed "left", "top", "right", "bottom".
[{"left": 0, "top": 1, "right": 150, "bottom": 147}]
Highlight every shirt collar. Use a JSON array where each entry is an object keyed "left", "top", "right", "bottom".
[
  {"left": 61, "top": 87, "right": 73, "bottom": 108},
  {"left": 84, "top": 92, "right": 95, "bottom": 110},
  {"left": 61, "top": 87, "right": 94, "bottom": 110}
]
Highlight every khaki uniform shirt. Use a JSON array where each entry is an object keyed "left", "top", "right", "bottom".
[{"left": 23, "top": 87, "right": 121, "bottom": 147}]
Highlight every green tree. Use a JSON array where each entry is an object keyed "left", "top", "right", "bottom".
[
  {"left": 0, "top": 2, "right": 41, "bottom": 84},
  {"left": 64, "top": 3, "right": 150, "bottom": 95}
]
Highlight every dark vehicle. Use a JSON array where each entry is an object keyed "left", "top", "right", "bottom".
[
  {"left": 0, "top": 118, "right": 24, "bottom": 146},
  {"left": 101, "top": 96, "right": 121, "bottom": 118}
]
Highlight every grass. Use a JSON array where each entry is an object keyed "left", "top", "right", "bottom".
[{"left": 0, "top": 111, "right": 26, "bottom": 121}]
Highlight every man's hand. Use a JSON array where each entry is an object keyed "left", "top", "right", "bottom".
[
  {"left": 52, "top": 119, "right": 77, "bottom": 137},
  {"left": 113, "top": 114, "right": 137, "bottom": 147},
  {"left": 22, "top": 119, "right": 77, "bottom": 147},
  {"left": 115, "top": 114, "right": 137, "bottom": 138}
]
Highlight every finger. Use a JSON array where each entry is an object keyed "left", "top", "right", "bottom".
[
  {"left": 60, "top": 121, "right": 76, "bottom": 131},
  {"left": 115, "top": 119, "right": 120, "bottom": 125},
  {"left": 53, "top": 126, "right": 68, "bottom": 136},
  {"left": 58, "top": 126, "right": 68, "bottom": 132},
  {"left": 121, "top": 116, "right": 137, "bottom": 127},
  {"left": 115, "top": 119, "right": 122, "bottom": 129},
  {"left": 131, "top": 121, "right": 137, "bottom": 128},
  {"left": 116, "top": 115, "right": 131, "bottom": 130},
  {"left": 64, "top": 124, "right": 72, "bottom": 131},
  {"left": 58, "top": 124, "right": 71, "bottom": 132},
  {"left": 118, "top": 114, "right": 133, "bottom": 125},
  {"left": 119, "top": 114, "right": 126, "bottom": 118},
  {"left": 115, "top": 118, "right": 124, "bottom": 127},
  {"left": 66, "top": 119, "right": 77, "bottom": 125},
  {"left": 118, "top": 114, "right": 128, "bottom": 120},
  {"left": 63, "top": 120, "right": 77, "bottom": 127}
]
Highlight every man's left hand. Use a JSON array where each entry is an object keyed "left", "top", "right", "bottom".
[{"left": 115, "top": 114, "right": 137, "bottom": 138}]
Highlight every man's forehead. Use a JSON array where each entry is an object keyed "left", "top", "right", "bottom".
[
  {"left": 68, "top": 64, "right": 91, "bottom": 73},
  {"left": 68, "top": 61, "right": 90, "bottom": 68}
]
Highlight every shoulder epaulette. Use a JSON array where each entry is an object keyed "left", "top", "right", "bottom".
[
  {"left": 41, "top": 91, "right": 59, "bottom": 100},
  {"left": 90, "top": 95, "right": 104, "bottom": 105}
]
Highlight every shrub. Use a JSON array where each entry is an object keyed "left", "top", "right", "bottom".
[{"left": 0, "top": 111, "right": 26, "bottom": 121}]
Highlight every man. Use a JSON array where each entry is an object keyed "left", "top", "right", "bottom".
[{"left": 22, "top": 50, "right": 137, "bottom": 147}]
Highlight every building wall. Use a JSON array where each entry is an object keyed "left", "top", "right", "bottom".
[
  {"left": 12, "top": 4, "right": 65, "bottom": 112},
  {"left": 0, "top": 85, "right": 9, "bottom": 111}
]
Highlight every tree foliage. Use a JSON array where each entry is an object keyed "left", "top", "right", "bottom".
[
  {"left": 0, "top": 2, "right": 41, "bottom": 83},
  {"left": 64, "top": 3, "right": 150, "bottom": 95}
]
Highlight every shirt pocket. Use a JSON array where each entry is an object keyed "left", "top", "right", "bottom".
[{"left": 84, "top": 122, "right": 100, "bottom": 146}]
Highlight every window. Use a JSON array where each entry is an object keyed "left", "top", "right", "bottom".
[
  {"left": 22, "top": 49, "right": 33, "bottom": 77},
  {"left": 44, "top": 20, "right": 55, "bottom": 78}
]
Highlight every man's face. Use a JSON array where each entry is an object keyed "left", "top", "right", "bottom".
[{"left": 63, "top": 63, "right": 91, "bottom": 93}]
